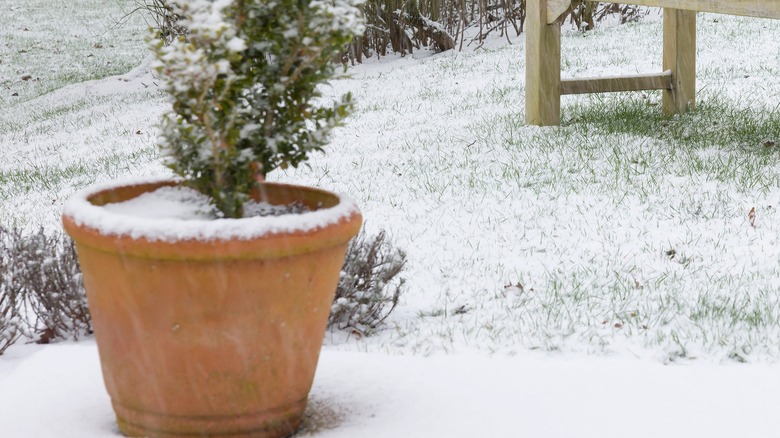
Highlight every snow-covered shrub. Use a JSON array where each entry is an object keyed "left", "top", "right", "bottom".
[
  {"left": 1, "top": 227, "right": 32, "bottom": 355},
  {"left": 150, "top": 0, "right": 365, "bottom": 218},
  {"left": 22, "top": 231, "right": 90, "bottom": 344},
  {"left": 0, "top": 227, "right": 90, "bottom": 351},
  {"left": 0, "top": 250, "right": 25, "bottom": 355},
  {"left": 0, "top": 226, "right": 404, "bottom": 352},
  {"left": 0, "top": 315, "right": 24, "bottom": 356},
  {"left": 330, "top": 230, "right": 406, "bottom": 334}
]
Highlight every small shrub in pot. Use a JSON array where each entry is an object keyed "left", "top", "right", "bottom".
[{"left": 150, "top": 0, "right": 364, "bottom": 217}]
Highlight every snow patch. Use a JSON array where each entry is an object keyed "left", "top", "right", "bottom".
[{"left": 102, "top": 185, "right": 218, "bottom": 220}]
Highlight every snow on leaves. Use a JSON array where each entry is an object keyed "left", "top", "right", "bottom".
[{"left": 151, "top": 0, "right": 365, "bottom": 217}]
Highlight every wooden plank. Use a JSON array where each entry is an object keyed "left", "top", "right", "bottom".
[
  {"left": 662, "top": 8, "right": 696, "bottom": 115},
  {"left": 547, "top": 0, "right": 571, "bottom": 23},
  {"left": 598, "top": 0, "right": 777, "bottom": 20},
  {"left": 560, "top": 71, "right": 672, "bottom": 95},
  {"left": 526, "top": 0, "right": 562, "bottom": 126},
  {"left": 645, "top": 0, "right": 778, "bottom": 19}
]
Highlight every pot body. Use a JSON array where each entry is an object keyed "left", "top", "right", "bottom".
[{"left": 62, "top": 180, "right": 361, "bottom": 437}]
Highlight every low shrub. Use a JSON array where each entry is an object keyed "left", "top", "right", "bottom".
[
  {"left": 0, "top": 225, "right": 406, "bottom": 353},
  {"left": 127, "top": 0, "right": 647, "bottom": 61},
  {"left": 118, "top": 0, "right": 187, "bottom": 44},
  {"left": 329, "top": 229, "right": 406, "bottom": 335},
  {"left": 0, "top": 227, "right": 91, "bottom": 348},
  {"left": 0, "top": 257, "right": 25, "bottom": 355}
]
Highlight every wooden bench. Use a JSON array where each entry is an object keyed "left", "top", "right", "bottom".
[{"left": 525, "top": 0, "right": 780, "bottom": 125}]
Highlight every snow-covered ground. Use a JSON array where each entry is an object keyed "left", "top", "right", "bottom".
[
  {"left": 3, "top": 341, "right": 780, "bottom": 438},
  {"left": 3, "top": 1, "right": 780, "bottom": 436}
]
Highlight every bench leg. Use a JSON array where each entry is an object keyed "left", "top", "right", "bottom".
[
  {"left": 662, "top": 8, "right": 696, "bottom": 115},
  {"left": 526, "top": 0, "right": 561, "bottom": 126}
]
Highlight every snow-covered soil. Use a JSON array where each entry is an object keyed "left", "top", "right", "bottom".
[{"left": 65, "top": 177, "right": 358, "bottom": 240}]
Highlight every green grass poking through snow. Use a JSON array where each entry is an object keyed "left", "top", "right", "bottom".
[{"left": 2, "top": 3, "right": 780, "bottom": 362}]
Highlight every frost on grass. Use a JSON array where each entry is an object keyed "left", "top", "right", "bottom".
[{"left": 0, "top": 227, "right": 90, "bottom": 352}]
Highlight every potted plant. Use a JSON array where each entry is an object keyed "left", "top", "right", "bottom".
[{"left": 62, "top": 0, "right": 364, "bottom": 436}]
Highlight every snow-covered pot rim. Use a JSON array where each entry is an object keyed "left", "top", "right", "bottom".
[{"left": 62, "top": 176, "right": 362, "bottom": 260}]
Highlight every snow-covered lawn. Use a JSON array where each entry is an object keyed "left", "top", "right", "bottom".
[{"left": 2, "top": 0, "right": 780, "bottom": 436}]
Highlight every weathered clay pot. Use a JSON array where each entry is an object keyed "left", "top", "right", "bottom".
[{"left": 62, "top": 179, "right": 361, "bottom": 437}]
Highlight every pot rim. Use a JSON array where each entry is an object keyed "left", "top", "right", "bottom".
[{"left": 62, "top": 176, "right": 361, "bottom": 254}]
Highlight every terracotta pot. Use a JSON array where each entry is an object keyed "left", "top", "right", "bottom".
[{"left": 62, "top": 179, "right": 361, "bottom": 437}]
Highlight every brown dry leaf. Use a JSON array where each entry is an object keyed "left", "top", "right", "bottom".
[
  {"left": 35, "top": 328, "right": 57, "bottom": 345},
  {"left": 503, "top": 282, "right": 524, "bottom": 293},
  {"left": 748, "top": 207, "right": 757, "bottom": 228}
]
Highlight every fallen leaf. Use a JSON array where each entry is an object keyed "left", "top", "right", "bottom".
[
  {"left": 503, "top": 282, "right": 524, "bottom": 293},
  {"left": 748, "top": 207, "right": 756, "bottom": 228},
  {"left": 453, "top": 304, "right": 469, "bottom": 315},
  {"left": 36, "top": 328, "right": 56, "bottom": 344},
  {"left": 21, "top": 74, "right": 32, "bottom": 81}
]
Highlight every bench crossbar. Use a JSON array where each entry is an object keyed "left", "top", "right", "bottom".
[{"left": 560, "top": 71, "right": 673, "bottom": 95}]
